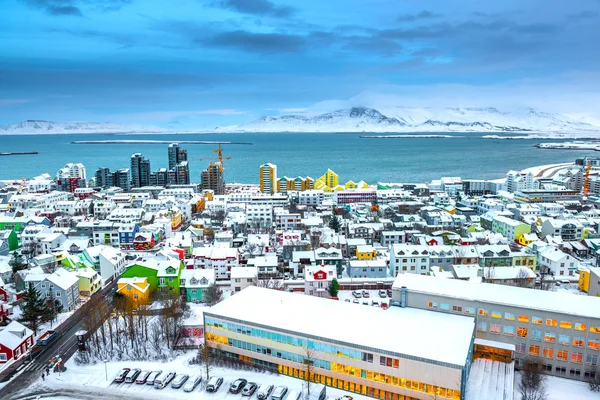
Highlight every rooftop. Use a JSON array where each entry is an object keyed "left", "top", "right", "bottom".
[
  {"left": 393, "top": 274, "right": 600, "bottom": 319},
  {"left": 207, "top": 286, "right": 474, "bottom": 367}
]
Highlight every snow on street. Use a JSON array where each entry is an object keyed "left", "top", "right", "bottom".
[{"left": 466, "top": 359, "right": 513, "bottom": 400}]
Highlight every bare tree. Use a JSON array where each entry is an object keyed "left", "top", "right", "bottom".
[
  {"left": 483, "top": 267, "right": 496, "bottom": 283},
  {"left": 204, "top": 283, "right": 223, "bottom": 306},
  {"left": 514, "top": 268, "right": 533, "bottom": 288},
  {"left": 518, "top": 358, "right": 548, "bottom": 400},
  {"left": 303, "top": 346, "right": 315, "bottom": 396},
  {"left": 587, "top": 366, "right": 600, "bottom": 392},
  {"left": 254, "top": 278, "right": 284, "bottom": 290}
]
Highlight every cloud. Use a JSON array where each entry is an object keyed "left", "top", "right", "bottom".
[
  {"left": 397, "top": 10, "right": 442, "bottom": 22},
  {"left": 204, "top": 30, "right": 304, "bottom": 53},
  {"left": 266, "top": 107, "right": 309, "bottom": 113},
  {"left": 0, "top": 99, "right": 32, "bottom": 106},
  {"left": 22, "top": 0, "right": 131, "bottom": 16},
  {"left": 112, "top": 109, "right": 247, "bottom": 121},
  {"left": 212, "top": 0, "right": 295, "bottom": 18}
]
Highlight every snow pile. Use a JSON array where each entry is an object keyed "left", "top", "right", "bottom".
[
  {"left": 226, "top": 107, "right": 600, "bottom": 133},
  {"left": 466, "top": 359, "right": 514, "bottom": 400},
  {"left": 0, "top": 120, "right": 166, "bottom": 135}
]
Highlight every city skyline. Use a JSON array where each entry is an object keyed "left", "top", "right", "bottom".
[{"left": 2, "top": 0, "right": 600, "bottom": 128}]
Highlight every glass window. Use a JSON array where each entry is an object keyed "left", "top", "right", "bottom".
[
  {"left": 591, "top": 326, "right": 600, "bottom": 334},
  {"left": 490, "top": 324, "right": 501, "bottom": 334},
  {"left": 544, "top": 332, "right": 556, "bottom": 343},
  {"left": 573, "top": 337, "right": 585, "bottom": 347},
  {"left": 572, "top": 352, "right": 583, "bottom": 363},
  {"left": 516, "top": 343, "right": 527, "bottom": 354},
  {"left": 440, "top": 304, "right": 450, "bottom": 311},
  {"left": 543, "top": 347, "right": 554, "bottom": 359},
  {"left": 560, "top": 321, "right": 572, "bottom": 329},
  {"left": 428, "top": 301, "right": 438, "bottom": 309},
  {"left": 532, "top": 316, "right": 542, "bottom": 325},
  {"left": 452, "top": 305, "right": 462, "bottom": 312},
  {"left": 518, "top": 315, "right": 529, "bottom": 323},
  {"left": 517, "top": 327, "right": 528, "bottom": 338},
  {"left": 504, "top": 312, "right": 515, "bottom": 321},
  {"left": 559, "top": 334, "right": 570, "bottom": 345},
  {"left": 529, "top": 345, "right": 540, "bottom": 356},
  {"left": 531, "top": 330, "right": 542, "bottom": 341},
  {"left": 478, "top": 309, "right": 489, "bottom": 317},
  {"left": 464, "top": 307, "right": 475, "bottom": 315},
  {"left": 503, "top": 325, "right": 515, "bottom": 337},
  {"left": 477, "top": 322, "right": 488, "bottom": 332},
  {"left": 589, "top": 339, "right": 600, "bottom": 351},
  {"left": 491, "top": 311, "right": 502, "bottom": 319},
  {"left": 557, "top": 350, "right": 568, "bottom": 361},
  {"left": 546, "top": 319, "right": 557, "bottom": 327},
  {"left": 586, "top": 354, "right": 598, "bottom": 366},
  {"left": 575, "top": 323, "right": 587, "bottom": 331}
]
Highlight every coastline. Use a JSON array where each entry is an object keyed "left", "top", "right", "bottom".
[
  {"left": 0, "top": 151, "right": 38, "bottom": 156},
  {"left": 71, "top": 140, "right": 253, "bottom": 145}
]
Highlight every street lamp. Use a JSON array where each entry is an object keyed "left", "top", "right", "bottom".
[{"left": 104, "top": 359, "right": 108, "bottom": 381}]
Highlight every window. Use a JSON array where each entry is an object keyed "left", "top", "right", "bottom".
[
  {"left": 452, "top": 305, "right": 462, "bottom": 312},
  {"left": 428, "top": 301, "right": 438, "bottom": 309},
  {"left": 361, "top": 353, "right": 373, "bottom": 363},
  {"left": 544, "top": 332, "right": 556, "bottom": 343},
  {"left": 586, "top": 354, "right": 598, "bottom": 366},
  {"left": 532, "top": 316, "right": 542, "bottom": 325},
  {"left": 560, "top": 321, "right": 572, "bottom": 329},
  {"left": 491, "top": 311, "right": 502, "bottom": 319},
  {"left": 557, "top": 350, "right": 568, "bottom": 361},
  {"left": 516, "top": 343, "right": 527, "bottom": 354},
  {"left": 589, "top": 339, "right": 600, "bottom": 351},
  {"left": 0, "top": 354, "right": 6, "bottom": 361},
  {"left": 503, "top": 325, "right": 515, "bottom": 337},
  {"left": 517, "top": 327, "right": 528, "bottom": 338},
  {"left": 490, "top": 324, "right": 501, "bottom": 334},
  {"left": 464, "top": 307, "right": 476, "bottom": 315},
  {"left": 477, "top": 322, "right": 488, "bottom": 332},
  {"left": 570, "top": 368, "right": 581, "bottom": 377},
  {"left": 572, "top": 352, "right": 583, "bottom": 363},
  {"left": 591, "top": 326, "right": 600, "bottom": 334},
  {"left": 559, "top": 334, "right": 570, "bottom": 345},
  {"left": 575, "top": 323, "right": 587, "bottom": 331},
  {"left": 518, "top": 315, "right": 529, "bottom": 323},
  {"left": 531, "top": 330, "right": 542, "bottom": 341},
  {"left": 546, "top": 319, "right": 557, "bottom": 327},
  {"left": 440, "top": 304, "right": 450, "bottom": 311},
  {"left": 504, "top": 312, "right": 515, "bottom": 321},
  {"left": 478, "top": 308, "right": 489, "bottom": 317},
  {"left": 573, "top": 337, "right": 585, "bottom": 347},
  {"left": 529, "top": 345, "right": 540, "bottom": 356},
  {"left": 543, "top": 347, "right": 554, "bottom": 359}
]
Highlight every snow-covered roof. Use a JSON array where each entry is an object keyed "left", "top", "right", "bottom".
[
  {"left": 393, "top": 273, "right": 600, "bottom": 319},
  {"left": 483, "top": 266, "right": 536, "bottom": 280},
  {"left": 230, "top": 266, "right": 258, "bottom": 279},
  {"left": 180, "top": 269, "right": 215, "bottom": 287},
  {"left": 117, "top": 277, "right": 150, "bottom": 293},
  {"left": 207, "top": 286, "right": 474, "bottom": 367},
  {"left": 0, "top": 320, "right": 33, "bottom": 349},
  {"left": 46, "top": 268, "right": 79, "bottom": 290}
]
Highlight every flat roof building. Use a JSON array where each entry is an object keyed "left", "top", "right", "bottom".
[{"left": 205, "top": 286, "right": 475, "bottom": 400}]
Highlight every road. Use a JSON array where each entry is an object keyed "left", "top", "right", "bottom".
[{"left": 0, "top": 282, "right": 117, "bottom": 400}]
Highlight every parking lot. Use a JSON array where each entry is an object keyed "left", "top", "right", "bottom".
[{"left": 337, "top": 289, "right": 391, "bottom": 308}]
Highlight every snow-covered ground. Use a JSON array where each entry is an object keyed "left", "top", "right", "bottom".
[
  {"left": 336, "top": 289, "right": 391, "bottom": 307},
  {"left": 466, "top": 359, "right": 514, "bottom": 400},
  {"left": 514, "top": 371, "right": 596, "bottom": 400},
  {"left": 31, "top": 352, "right": 369, "bottom": 400}
]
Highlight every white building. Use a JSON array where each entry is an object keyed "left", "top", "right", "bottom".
[
  {"left": 231, "top": 266, "right": 258, "bottom": 293},
  {"left": 537, "top": 247, "right": 579, "bottom": 279},
  {"left": 193, "top": 247, "right": 239, "bottom": 280},
  {"left": 56, "top": 163, "right": 87, "bottom": 181},
  {"left": 246, "top": 204, "right": 273, "bottom": 227},
  {"left": 506, "top": 171, "right": 537, "bottom": 193},
  {"left": 304, "top": 263, "right": 337, "bottom": 298},
  {"left": 97, "top": 246, "right": 127, "bottom": 281},
  {"left": 389, "top": 244, "right": 430, "bottom": 276}
]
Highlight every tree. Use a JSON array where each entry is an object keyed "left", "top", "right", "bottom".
[
  {"left": 19, "top": 285, "right": 50, "bottom": 335},
  {"left": 514, "top": 268, "right": 533, "bottom": 288},
  {"left": 587, "top": 366, "right": 600, "bottom": 392},
  {"left": 328, "top": 278, "right": 340, "bottom": 298},
  {"left": 518, "top": 358, "right": 548, "bottom": 400},
  {"left": 328, "top": 213, "right": 341, "bottom": 233},
  {"left": 302, "top": 346, "right": 315, "bottom": 396},
  {"left": 204, "top": 283, "right": 223, "bottom": 306},
  {"left": 9, "top": 252, "right": 25, "bottom": 275}
]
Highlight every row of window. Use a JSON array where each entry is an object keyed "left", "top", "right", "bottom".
[
  {"left": 428, "top": 302, "right": 600, "bottom": 333},
  {"left": 205, "top": 317, "right": 365, "bottom": 361},
  {"left": 523, "top": 345, "right": 598, "bottom": 365}
]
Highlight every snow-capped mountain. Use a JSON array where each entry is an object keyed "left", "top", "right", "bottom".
[
  {"left": 225, "top": 107, "right": 600, "bottom": 133},
  {"left": 0, "top": 120, "right": 165, "bottom": 135}
]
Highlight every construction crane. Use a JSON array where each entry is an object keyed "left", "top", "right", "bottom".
[
  {"left": 584, "top": 161, "right": 592, "bottom": 196},
  {"left": 195, "top": 144, "right": 230, "bottom": 172}
]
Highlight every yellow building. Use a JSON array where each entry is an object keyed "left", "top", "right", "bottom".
[
  {"left": 356, "top": 245, "right": 377, "bottom": 260},
  {"left": 517, "top": 233, "right": 538, "bottom": 247},
  {"left": 117, "top": 277, "right": 151, "bottom": 305},
  {"left": 356, "top": 180, "right": 369, "bottom": 189},
  {"left": 579, "top": 269, "right": 590, "bottom": 292},
  {"left": 345, "top": 180, "right": 357, "bottom": 189},
  {"left": 512, "top": 253, "right": 537, "bottom": 270},
  {"left": 259, "top": 163, "right": 277, "bottom": 194},
  {"left": 76, "top": 268, "right": 102, "bottom": 298},
  {"left": 316, "top": 169, "right": 339, "bottom": 189}
]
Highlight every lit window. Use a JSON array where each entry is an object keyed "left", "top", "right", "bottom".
[
  {"left": 557, "top": 350, "right": 568, "bottom": 361},
  {"left": 452, "top": 305, "right": 462, "bottom": 312},
  {"left": 517, "top": 327, "right": 528, "bottom": 338},
  {"left": 428, "top": 301, "right": 438, "bottom": 309},
  {"left": 518, "top": 315, "right": 529, "bottom": 323},
  {"left": 575, "top": 323, "right": 587, "bottom": 331},
  {"left": 546, "top": 319, "right": 557, "bottom": 327},
  {"left": 559, "top": 334, "right": 570, "bottom": 345},
  {"left": 491, "top": 311, "right": 502, "bottom": 319},
  {"left": 478, "top": 309, "right": 489, "bottom": 317},
  {"left": 529, "top": 345, "right": 540, "bottom": 356},
  {"left": 464, "top": 307, "right": 475, "bottom": 315},
  {"left": 590, "top": 326, "right": 600, "bottom": 334},
  {"left": 573, "top": 337, "right": 585, "bottom": 347},
  {"left": 543, "top": 347, "right": 554, "bottom": 359},
  {"left": 560, "top": 321, "right": 572, "bottom": 329},
  {"left": 503, "top": 326, "right": 515, "bottom": 337},
  {"left": 532, "top": 316, "right": 542, "bottom": 325},
  {"left": 544, "top": 332, "right": 556, "bottom": 343},
  {"left": 504, "top": 312, "right": 515, "bottom": 321},
  {"left": 572, "top": 352, "right": 583, "bottom": 363},
  {"left": 490, "top": 324, "right": 501, "bottom": 335},
  {"left": 589, "top": 339, "right": 600, "bottom": 351}
]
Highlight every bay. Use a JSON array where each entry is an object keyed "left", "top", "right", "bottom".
[{"left": 0, "top": 132, "right": 595, "bottom": 184}]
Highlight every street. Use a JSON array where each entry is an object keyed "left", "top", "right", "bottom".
[{"left": 0, "top": 282, "right": 117, "bottom": 400}]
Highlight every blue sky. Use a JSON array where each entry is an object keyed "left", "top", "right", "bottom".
[{"left": 1, "top": 0, "right": 600, "bottom": 128}]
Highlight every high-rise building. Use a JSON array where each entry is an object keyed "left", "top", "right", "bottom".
[
  {"left": 168, "top": 143, "right": 188, "bottom": 170},
  {"left": 259, "top": 163, "right": 277, "bottom": 194},
  {"left": 113, "top": 168, "right": 131, "bottom": 191},
  {"left": 201, "top": 163, "right": 225, "bottom": 195},
  {"left": 176, "top": 161, "right": 190, "bottom": 185},
  {"left": 150, "top": 168, "right": 168, "bottom": 187},
  {"left": 95, "top": 167, "right": 112, "bottom": 188},
  {"left": 56, "top": 163, "right": 87, "bottom": 181},
  {"left": 130, "top": 153, "right": 151, "bottom": 188}
]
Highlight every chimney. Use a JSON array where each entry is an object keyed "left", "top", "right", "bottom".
[{"left": 400, "top": 286, "right": 407, "bottom": 308}]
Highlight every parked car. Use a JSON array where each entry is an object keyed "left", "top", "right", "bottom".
[
  {"left": 341, "top": 396, "right": 354, "bottom": 400},
  {"left": 371, "top": 300, "right": 379, "bottom": 307},
  {"left": 362, "top": 290, "right": 370, "bottom": 298},
  {"left": 344, "top": 299, "right": 351, "bottom": 302},
  {"left": 154, "top": 371, "right": 176, "bottom": 389},
  {"left": 351, "top": 290, "right": 362, "bottom": 298},
  {"left": 362, "top": 300, "right": 369, "bottom": 305},
  {"left": 271, "top": 385, "right": 288, "bottom": 400},
  {"left": 136, "top": 370, "right": 151, "bottom": 384},
  {"left": 125, "top": 368, "right": 141, "bottom": 383},
  {"left": 230, "top": 378, "right": 248, "bottom": 394},
  {"left": 171, "top": 374, "right": 189, "bottom": 389},
  {"left": 242, "top": 382, "right": 258, "bottom": 396},
  {"left": 286, "top": 390, "right": 302, "bottom": 400},
  {"left": 185, "top": 375, "right": 203, "bottom": 392},
  {"left": 381, "top": 303, "right": 389, "bottom": 310},
  {"left": 146, "top": 370, "right": 162, "bottom": 385},
  {"left": 206, "top": 376, "right": 224, "bottom": 392},
  {"left": 352, "top": 299, "right": 359, "bottom": 304},
  {"left": 386, "top": 289, "right": 392, "bottom": 297},
  {"left": 113, "top": 368, "right": 130, "bottom": 383},
  {"left": 378, "top": 290, "right": 387, "bottom": 298},
  {"left": 257, "top": 384, "right": 274, "bottom": 399}
]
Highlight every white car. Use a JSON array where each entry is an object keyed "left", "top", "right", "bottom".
[
  {"left": 351, "top": 290, "right": 362, "bottom": 298},
  {"left": 183, "top": 375, "right": 202, "bottom": 392},
  {"left": 154, "top": 371, "right": 176, "bottom": 389}
]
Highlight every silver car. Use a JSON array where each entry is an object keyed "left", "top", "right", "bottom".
[
  {"left": 183, "top": 375, "right": 202, "bottom": 392},
  {"left": 146, "top": 370, "right": 162, "bottom": 386},
  {"left": 154, "top": 371, "right": 176, "bottom": 389},
  {"left": 171, "top": 373, "right": 189, "bottom": 389}
]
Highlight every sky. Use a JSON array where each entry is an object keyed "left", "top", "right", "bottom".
[{"left": 1, "top": 0, "right": 600, "bottom": 129}]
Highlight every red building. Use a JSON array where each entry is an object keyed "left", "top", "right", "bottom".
[
  {"left": 133, "top": 232, "right": 155, "bottom": 250},
  {"left": 0, "top": 321, "right": 34, "bottom": 364}
]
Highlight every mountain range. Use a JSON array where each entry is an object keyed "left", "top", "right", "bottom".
[{"left": 2, "top": 107, "right": 600, "bottom": 134}]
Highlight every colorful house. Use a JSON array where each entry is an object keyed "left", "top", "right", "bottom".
[
  {"left": 180, "top": 269, "right": 215, "bottom": 303},
  {"left": 0, "top": 230, "right": 18, "bottom": 251},
  {"left": 75, "top": 268, "right": 102, "bottom": 297},
  {"left": 579, "top": 269, "right": 590, "bottom": 293},
  {"left": 121, "top": 254, "right": 183, "bottom": 296},
  {"left": 117, "top": 277, "right": 151, "bottom": 305},
  {"left": 356, "top": 245, "right": 377, "bottom": 260},
  {"left": 517, "top": 233, "right": 539, "bottom": 247},
  {"left": 133, "top": 232, "right": 155, "bottom": 250},
  {"left": 0, "top": 321, "right": 34, "bottom": 364}
]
